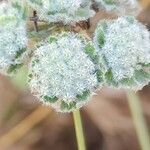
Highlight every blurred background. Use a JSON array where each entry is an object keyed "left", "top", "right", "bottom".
[{"left": 0, "top": 0, "right": 150, "bottom": 150}]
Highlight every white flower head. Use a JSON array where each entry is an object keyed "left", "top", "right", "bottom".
[
  {"left": 93, "top": 0, "right": 141, "bottom": 16},
  {"left": 27, "top": 0, "right": 95, "bottom": 24},
  {"left": 94, "top": 16, "right": 150, "bottom": 90},
  {"left": 28, "top": 32, "right": 101, "bottom": 112},
  {"left": 0, "top": 1, "right": 28, "bottom": 75}
]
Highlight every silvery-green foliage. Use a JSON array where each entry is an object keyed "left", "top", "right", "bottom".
[
  {"left": 94, "top": 16, "right": 150, "bottom": 90},
  {"left": 93, "top": 0, "right": 140, "bottom": 16},
  {"left": 0, "top": 1, "right": 28, "bottom": 75},
  {"left": 28, "top": 32, "right": 101, "bottom": 112},
  {"left": 27, "top": 0, "right": 95, "bottom": 24}
]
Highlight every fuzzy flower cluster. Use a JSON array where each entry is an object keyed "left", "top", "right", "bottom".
[
  {"left": 94, "top": 16, "right": 150, "bottom": 90},
  {"left": 0, "top": 1, "right": 28, "bottom": 75},
  {"left": 93, "top": 0, "right": 140, "bottom": 16},
  {"left": 28, "top": 32, "right": 99, "bottom": 112},
  {"left": 27, "top": 0, "right": 95, "bottom": 24}
]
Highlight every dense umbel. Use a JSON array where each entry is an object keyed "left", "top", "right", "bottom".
[
  {"left": 28, "top": 32, "right": 102, "bottom": 112},
  {"left": 93, "top": 0, "right": 140, "bottom": 16},
  {"left": 0, "top": 1, "right": 28, "bottom": 75},
  {"left": 94, "top": 16, "right": 150, "bottom": 90},
  {"left": 27, "top": 0, "right": 95, "bottom": 24}
]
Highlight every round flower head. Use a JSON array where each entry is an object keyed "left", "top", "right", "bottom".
[
  {"left": 27, "top": 0, "right": 95, "bottom": 24},
  {"left": 93, "top": 0, "right": 140, "bottom": 16},
  {"left": 94, "top": 16, "right": 150, "bottom": 90},
  {"left": 28, "top": 32, "right": 101, "bottom": 112},
  {"left": 0, "top": 1, "right": 28, "bottom": 75}
]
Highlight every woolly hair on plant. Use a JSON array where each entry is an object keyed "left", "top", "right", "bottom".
[
  {"left": 93, "top": 16, "right": 150, "bottom": 90},
  {"left": 93, "top": 0, "right": 140, "bottom": 16},
  {"left": 0, "top": 1, "right": 28, "bottom": 75},
  {"left": 27, "top": 0, "right": 95, "bottom": 24},
  {"left": 28, "top": 32, "right": 102, "bottom": 112}
]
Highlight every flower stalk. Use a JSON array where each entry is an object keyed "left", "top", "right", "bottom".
[
  {"left": 73, "top": 110, "right": 86, "bottom": 150},
  {"left": 127, "top": 91, "right": 150, "bottom": 150}
]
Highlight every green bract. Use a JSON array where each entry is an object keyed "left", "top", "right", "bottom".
[
  {"left": 27, "top": 0, "right": 95, "bottom": 24},
  {"left": 28, "top": 32, "right": 102, "bottom": 112},
  {"left": 94, "top": 16, "right": 150, "bottom": 90},
  {"left": 0, "top": 1, "right": 28, "bottom": 75}
]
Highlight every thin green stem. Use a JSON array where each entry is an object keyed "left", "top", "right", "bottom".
[
  {"left": 127, "top": 91, "right": 150, "bottom": 150},
  {"left": 73, "top": 110, "right": 86, "bottom": 150}
]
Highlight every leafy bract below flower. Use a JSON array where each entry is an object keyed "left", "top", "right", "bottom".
[
  {"left": 93, "top": 0, "right": 140, "bottom": 16},
  {"left": 94, "top": 16, "right": 150, "bottom": 90},
  {"left": 27, "top": 0, "right": 95, "bottom": 24},
  {"left": 0, "top": 1, "right": 28, "bottom": 75},
  {"left": 28, "top": 32, "right": 101, "bottom": 112}
]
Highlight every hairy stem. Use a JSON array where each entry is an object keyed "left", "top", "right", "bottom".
[
  {"left": 73, "top": 110, "right": 86, "bottom": 150},
  {"left": 127, "top": 91, "right": 150, "bottom": 150}
]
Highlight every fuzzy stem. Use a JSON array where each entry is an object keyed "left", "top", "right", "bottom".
[
  {"left": 127, "top": 91, "right": 150, "bottom": 150},
  {"left": 73, "top": 110, "right": 86, "bottom": 150}
]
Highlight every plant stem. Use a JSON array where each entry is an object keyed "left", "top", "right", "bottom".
[
  {"left": 73, "top": 110, "right": 86, "bottom": 150},
  {"left": 127, "top": 91, "right": 150, "bottom": 150}
]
